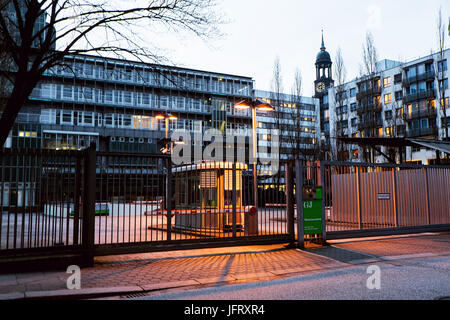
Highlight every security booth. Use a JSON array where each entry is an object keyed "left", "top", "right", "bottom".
[{"left": 172, "top": 162, "right": 248, "bottom": 233}]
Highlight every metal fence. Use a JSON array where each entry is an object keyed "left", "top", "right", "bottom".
[
  {"left": 321, "top": 161, "right": 450, "bottom": 239},
  {"left": 93, "top": 156, "right": 293, "bottom": 256},
  {"left": 0, "top": 149, "right": 86, "bottom": 253},
  {"left": 2, "top": 145, "right": 448, "bottom": 265},
  {"left": 1, "top": 145, "right": 294, "bottom": 261}
]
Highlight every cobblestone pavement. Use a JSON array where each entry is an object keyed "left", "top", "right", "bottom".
[
  {"left": 1, "top": 232, "right": 449, "bottom": 299},
  {"left": 0, "top": 244, "right": 344, "bottom": 296}
]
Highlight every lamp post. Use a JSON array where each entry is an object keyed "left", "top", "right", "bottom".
[
  {"left": 233, "top": 99, "right": 274, "bottom": 215},
  {"left": 155, "top": 113, "right": 183, "bottom": 154}
]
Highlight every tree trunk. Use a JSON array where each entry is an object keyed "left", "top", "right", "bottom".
[{"left": 0, "top": 72, "right": 37, "bottom": 146}]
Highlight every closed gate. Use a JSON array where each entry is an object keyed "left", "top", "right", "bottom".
[
  {"left": 321, "top": 161, "right": 450, "bottom": 239},
  {"left": 1, "top": 144, "right": 295, "bottom": 267},
  {"left": 0, "top": 148, "right": 87, "bottom": 265}
]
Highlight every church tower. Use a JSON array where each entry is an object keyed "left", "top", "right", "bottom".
[{"left": 314, "top": 31, "right": 334, "bottom": 160}]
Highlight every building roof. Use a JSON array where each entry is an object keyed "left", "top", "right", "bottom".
[
  {"left": 316, "top": 31, "right": 332, "bottom": 65},
  {"left": 337, "top": 137, "right": 450, "bottom": 155}
]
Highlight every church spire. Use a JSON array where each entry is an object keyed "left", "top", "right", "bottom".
[{"left": 321, "top": 29, "right": 326, "bottom": 51}]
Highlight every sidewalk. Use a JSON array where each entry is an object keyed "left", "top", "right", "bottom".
[
  {"left": 2, "top": 232, "right": 449, "bottom": 300},
  {"left": 0, "top": 243, "right": 345, "bottom": 300}
]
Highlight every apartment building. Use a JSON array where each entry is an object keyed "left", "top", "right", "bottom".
[{"left": 327, "top": 50, "right": 450, "bottom": 164}]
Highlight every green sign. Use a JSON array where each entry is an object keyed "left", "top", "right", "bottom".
[{"left": 303, "top": 200, "right": 322, "bottom": 235}]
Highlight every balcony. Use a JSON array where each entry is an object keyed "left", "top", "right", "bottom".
[
  {"left": 356, "top": 85, "right": 382, "bottom": 100},
  {"left": 406, "top": 127, "right": 437, "bottom": 138},
  {"left": 402, "top": 70, "right": 435, "bottom": 87},
  {"left": 403, "top": 89, "right": 436, "bottom": 104},
  {"left": 405, "top": 107, "right": 437, "bottom": 120}
]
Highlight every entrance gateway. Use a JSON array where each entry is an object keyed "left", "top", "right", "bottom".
[{"left": 1, "top": 147, "right": 449, "bottom": 269}]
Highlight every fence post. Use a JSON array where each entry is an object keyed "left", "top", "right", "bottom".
[
  {"left": 295, "top": 160, "right": 304, "bottom": 248},
  {"left": 392, "top": 167, "right": 399, "bottom": 228},
  {"left": 166, "top": 158, "right": 172, "bottom": 241},
  {"left": 320, "top": 162, "right": 327, "bottom": 243},
  {"left": 356, "top": 166, "right": 363, "bottom": 230},
  {"left": 424, "top": 167, "right": 431, "bottom": 225},
  {"left": 285, "top": 161, "right": 295, "bottom": 243},
  {"left": 232, "top": 162, "right": 237, "bottom": 238},
  {"left": 82, "top": 142, "right": 96, "bottom": 267}
]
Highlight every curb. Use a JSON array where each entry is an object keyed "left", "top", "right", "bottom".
[{"left": 2, "top": 263, "right": 346, "bottom": 300}]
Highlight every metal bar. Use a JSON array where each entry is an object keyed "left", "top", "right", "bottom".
[
  {"left": 356, "top": 166, "right": 363, "bottom": 230},
  {"left": 82, "top": 142, "right": 96, "bottom": 266},
  {"left": 166, "top": 158, "right": 172, "bottom": 241},
  {"left": 295, "top": 159, "right": 304, "bottom": 248},
  {"left": 424, "top": 167, "right": 431, "bottom": 225},
  {"left": 232, "top": 162, "right": 237, "bottom": 238},
  {"left": 73, "top": 156, "right": 81, "bottom": 246},
  {"left": 392, "top": 168, "right": 399, "bottom": 228},
  {"left": 285, "top": 161, "right": 294, "bottom": 243},
  {"left": 320, "top": 162, "right": 326, "bottom": 243}
]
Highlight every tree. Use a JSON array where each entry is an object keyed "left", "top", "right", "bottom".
[
  {"left": 362, "top": 31, "right": 378, "bottom": 75},
  {"left": 358, "top": 31, "right": 380, "bottom": 162},
  {"left": 333, "top": 47, "right": 348, "bottom": 161},
  {"left": 270, "top": 56, "right": 283, "bottom": 178},
  {"left": 435, "top": 7, "right": 448, "bottom": 142},
  {"left": 0, "top": 0, "right": 221, "bottom": 146},
  {"left": 289, "top": 67, "right": 305, "bottom": 160}
]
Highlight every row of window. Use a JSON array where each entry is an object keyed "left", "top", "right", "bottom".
[
  {"left": 32, "top": 83, "right": 252, "bottom": 116},
  {"left": 39, "top": 109, "right": 254, "bottom": 133},
  {"left": 51, "top": 61, "right": 253, "bottom": 96}
]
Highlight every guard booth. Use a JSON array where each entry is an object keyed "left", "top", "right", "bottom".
[{"left": 172, "top": 162, "right": 248, "bottom": 233}]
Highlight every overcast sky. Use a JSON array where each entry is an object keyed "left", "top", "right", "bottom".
[{"left": 152, "top": 0, "right": 450, "bottom": 97}]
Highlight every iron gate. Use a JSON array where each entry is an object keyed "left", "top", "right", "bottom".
[{"left": 1, "top": 144, "right": 295, "bottom": 265}]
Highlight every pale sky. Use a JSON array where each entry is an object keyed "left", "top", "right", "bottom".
[{"left": 152, "top": 0, "right": 450, "bottom": 98}]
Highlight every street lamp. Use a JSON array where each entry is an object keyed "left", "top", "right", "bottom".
[
  {"left": 155, "top": 113, "right": 184, "bottom": 154},
  {"left": 233, "top": 98, "right": 274, "bottom": 215}
]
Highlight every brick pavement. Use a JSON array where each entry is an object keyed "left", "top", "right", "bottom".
[
  {"left": 0, "top": 243, "right": 345, "bottom": 299},
  {"left": 1, "top": 232, "right": 449, "bottom": 299}
]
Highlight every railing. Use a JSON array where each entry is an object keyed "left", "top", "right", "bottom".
[
  {"left": 404, "top": 89, "right": 436, "bottom": 103},
  {"left": 402, "top": 70, "right": 435, "bottom": 87},
  {"left": 406, "top": 127, "right": 437, "bottom": 138}
]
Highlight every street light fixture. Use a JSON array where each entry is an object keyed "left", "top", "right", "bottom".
[
  {"left": 233, "top": 98, "right": 274, "bottom": 219},
  {"left": 155, "top": 113, "right": 184, "bottom": 154}
]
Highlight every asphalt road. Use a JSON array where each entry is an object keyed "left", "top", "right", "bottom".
[
  {"left": 135, "top": 254, "right": 450, "bottom": 300},
  {"left": 133, "top": 233, "right": 450, "bottom": 300}
]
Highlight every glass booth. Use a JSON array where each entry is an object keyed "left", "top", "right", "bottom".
[{"left": 173, "top": 162, "right": 247, "bottom": 233}]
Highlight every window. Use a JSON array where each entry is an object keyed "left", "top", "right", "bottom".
[
  {"left": 418, "top": 81, "right": 426, "bottom": 93},
  {"left": 40, "top": 109, "right": 56, "bottom": 124},
  {"left": 383, "top": 77, "right": 391, "bottom": 88},
  {"left": 63, "top": 85, "right": 73, "bottom": 99},
  {"left": 384, "top": 94, "right": 392, "bottom": 104},
  {"left": 351, "top": 118, "right": 357, "bottom": 127},
  {"left": 350, "top": 88, "right": 356, "bottom": 97},
  {"left": 385, "top": 127, "right": 393, "bottom": 137},
  {"left": 105, "top": 114, "right": 114, "bottom": 127},
  {"left": 394, "top": 73, "right": 402, "bottom": 84},
  {"left": 407, "top": 67, "right": 416, "bottom": 78},
  {"left": 61, "top": 111, "right": 73, "bottom": 125},
  {"left": 104, "top": 90, "right": 113, "bottom": 102},
  {"left": 395, "top": 91, "right": 403, "bottom": 101},
  {"left": 350, "top": 103, "right": 357, "bottom": 112},
  {"left": 439, "top": 79, "right": 448, "bottom": 90},
  {"left": 385, "top": 110, "right": 393, "bottom": 120},
  {"left": 438, "top": 60, "right": 448, "bottom": 73}
]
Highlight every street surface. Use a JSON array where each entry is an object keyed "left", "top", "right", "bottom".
[{"left": 131, "top": 232, "right": 450, "bottom": 300}]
